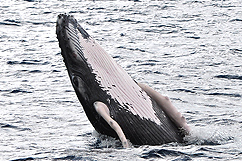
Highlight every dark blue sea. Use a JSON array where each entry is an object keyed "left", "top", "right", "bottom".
[{"left": 1, "top": 0, "right": 242, "bottom": 160}]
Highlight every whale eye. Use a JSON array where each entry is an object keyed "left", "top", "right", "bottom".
[{"left": 73, "top": 76, "right": 79, "bottom": 87}]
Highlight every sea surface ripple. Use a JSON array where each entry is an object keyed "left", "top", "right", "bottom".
[{"left": 1, "top": 0, "right": 242, "bottom": 160}]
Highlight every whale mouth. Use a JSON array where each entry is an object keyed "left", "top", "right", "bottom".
[
  {"left": 56, "top": 14, "right": 95, "bottom": 104},
  {"left": 56, "top": 14, "right": 90, "bottom": 74}
]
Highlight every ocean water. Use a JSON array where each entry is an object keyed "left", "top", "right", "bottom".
[{"left": 1, "top": 0, "right": 242, "bottom": 160}]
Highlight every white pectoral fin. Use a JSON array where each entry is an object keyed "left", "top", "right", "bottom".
[
  {"left": 93, "top": 101, "right": 129, "bottom": 148},
  {"left": 138, "top": 83, "right": 190, "bottom": 134}
]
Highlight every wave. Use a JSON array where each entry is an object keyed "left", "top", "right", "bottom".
[
  {"left": 10, "top": 89, "right": 32, "bottom": 94},
  {"left": 89, "top": 131, "right": 123, "bottom": 149},
  {"left": 215, "top": 75, "right": 242, "bottom": 80},
  {"left": 230, "top": 48, "right": 242, "bottom": 54},
  {"left": 0, "top": 89, "right": 32, "bottom": 94},
  {"left": 11, "top": 157, "right": 35, "bottom": 161},
  {"left": 185, "top": 125, "right": 234, "bottom": 146},
  {"left": 171, "top": 89, "right": 196, "bottom": 94},
  {"left": 0, "top": 19, "right": 21, "bottom": 26},
  {"left": 229, "top": 19, "right": 242, "bottom": 22},
  {"left": 29, "top": 70, "right": 42, "bottom": 73},
  {"left": 141, "top": 148, "right": 189, "bottom": 159},
  {"left": 171, "top": 88, "right": 241, "bottom": 97},
  {"left": 106, "top": 18, "right": 144, "bottom": 24},
  {"left": 117, "top": 46, "right": 146, "bottom": 52},
  {"left": 53, "top": 156, "right": 82, "bottom": 161},
  {"left": 7, "top": 60, "right": 49, "bottom": 65},
  {"left": 136, "top": 28, "right": 178, "bottom": 34},
  {"left": 207, "top": 92, "right": 241, "bottom": 98},
  {"left": 0, "top": 123, "right": 31, "bottom": 131}
]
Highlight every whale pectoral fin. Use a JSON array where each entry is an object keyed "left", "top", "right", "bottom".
[
  {"left": 138, "top": 83, "right": 190, "bottom": 134},
  {"left": 93, "top": 101, "right": 129, "bottom": 148}
]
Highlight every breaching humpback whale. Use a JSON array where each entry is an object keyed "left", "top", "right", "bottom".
[{"left": 56, "top": 14, "right": 189, "bottom": 147}]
